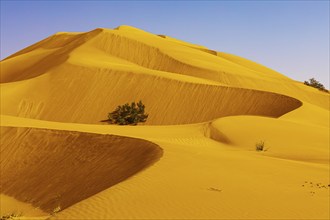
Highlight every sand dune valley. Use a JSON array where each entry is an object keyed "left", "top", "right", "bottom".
[{"left": 0, "top": 25, "right": 329, "bottom": 219}]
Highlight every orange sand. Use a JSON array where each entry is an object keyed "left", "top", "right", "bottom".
[{"left": 0, "top": 25, "right": 329, "bottom": 219}]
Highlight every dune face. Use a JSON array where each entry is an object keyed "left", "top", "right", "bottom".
[
  {"left": 1, "top": 66, "right": 302, "bottom": 124},
  {"left": 0, "top": 26, "right": 304, "bottom": 125},
  {"left": 0, "top": 30, "right": 102, "bottom": 83},
  {"left": 210, "top": 116, "right": 329, "bottom": 163},
  {"left": 0, "top": 126, "right": 162, "bottom": 213},
  {"left": 1, "top": 25, "right": 329, "bottom": 219}
]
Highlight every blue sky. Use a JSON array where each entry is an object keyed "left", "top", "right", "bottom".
[{"left": 1, "top": 0, "right": 329, "bottom": 86}]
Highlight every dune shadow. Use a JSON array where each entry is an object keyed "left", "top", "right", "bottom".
[{"left": 0, "top": 126, "right": 163, "bottom": 213}]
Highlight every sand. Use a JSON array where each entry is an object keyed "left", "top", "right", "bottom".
[
  {"left": 1, "top": 126, "right": 162, "bottom": 214},
  {"left": 0, "top": 25, "right": 329, "bottom": 219}
]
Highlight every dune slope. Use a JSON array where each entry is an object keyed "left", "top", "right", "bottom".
[
  {"left": 1, "top": 116, "right": 329, "bottom": 220},
  {"left": 2, "top": 25, "right": 327, "bottom": 125},
  {"left": 0, "top": 25, "right": 329, "bottom": 219},
  {"left": 1, "top": 66, "right": 301, "bottom": 124},
  {"left": 0, "top": 126, "right": 162, "bottom": 213}
]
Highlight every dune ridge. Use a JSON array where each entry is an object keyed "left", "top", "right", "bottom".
[
  {"left": 0, "top": 29, "right": 102, "bottom": 83},
  {"left": 2, "top": 26, "right": 327, "bottom": 109},
  {"left": 0, "top": 25, "right": 329, "bottom": 219},
  {"left": 0, "top": 126, "right": 162, "bottom": 213},
  {"left": 1, "top": 64, "right": 302, "bottom": 124},
  {"left": 1, "top": 115, "right": 328, "bottom": 219}
]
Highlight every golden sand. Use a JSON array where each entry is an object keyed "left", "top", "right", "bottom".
[{"left": 0, "top": 25, "right": 329, "bottom": 219}]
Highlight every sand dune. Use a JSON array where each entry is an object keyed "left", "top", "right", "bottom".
[
  {"left": 1, "top": 65, "right": 301, "bottom": 124},
  {"left": 0, "top": 26, "right": 292, "bottom": 85},
  {"left": 1, "top": 29, "right": 102, "bottom": 83},
  {"left": 1, "top": 115, "right": 329, "bottom": 219},
  {"left": 0, "top": 25, "right": 303, "bottom": 124},
  {"left": 0, "top": 25, "right": 329, "bottom": 219},
  {"left": 0, "top": 126, "right": 162, "bottom": 213},
  {"left": 210, "top": 115, "right": 329, "bottom": 163},
  {"left": 1, "top": 26, "right": 326, "bottom": 118}
]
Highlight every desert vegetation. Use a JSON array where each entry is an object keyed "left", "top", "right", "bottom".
[
  {"left": 304, "top": 78, "right": 328, "bottom": 93},
  {"left": 255, "top": 141, "right": 265, "bottom": 151},
  {"left": 102, "top": 101, "right": 148, "bottom": 125}
]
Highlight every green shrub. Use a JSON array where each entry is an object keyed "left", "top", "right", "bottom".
[
  {"left": 255, "top": 141, "right": 265, "bottom": 151},
  {"left": 105, "top": 100, "right": 148, "bottom": 125},
  {"left": 304, "top": 78, "right": 328, "bottom": 92}
]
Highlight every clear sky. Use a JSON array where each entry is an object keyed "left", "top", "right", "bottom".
[{"left": 1, "top": 0, "right": 329, "bottom": 86}]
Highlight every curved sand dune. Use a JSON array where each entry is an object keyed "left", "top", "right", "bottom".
[
  {"left": 0, "top": 25, "right": 329, "bottom": 219},
  {"left": 1, "top": 26, "right": 290, "bottom": 84},
  {"left": 1, "top": 25, "right": 326, "bottom": 111},
  {"left": 1, "top": 64, "right": 302, "bottom": 124},
  {"left": 0, "top": 126, "right": 162, "bottom": 213},
  {"left": 210, "top": 115, "right": 329, "bottom": 163},
  {"left": 1, "top": 115, "right": 329, "bottom": 219},
  {"left": 0, "top": 25, "right": 303, "bottom": 125},
  {"left": 0, "top": 29, "right": 102, "bottom": 83}
]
